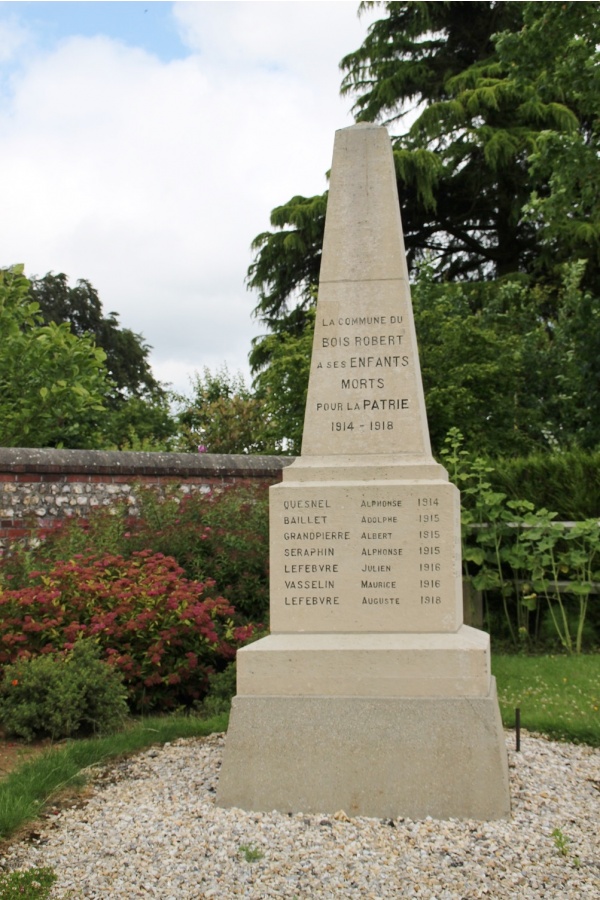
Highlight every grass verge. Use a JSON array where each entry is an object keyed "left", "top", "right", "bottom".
[
  {"left": 493, "top": 653, "right": 600, "bottom": 746},
  {"left": 0, "top": 866, "right": 56, "bottom": 899},
  {"left": 0, "top": 712, "right": 227, "bottom": 842},
  {"left": 1, "top": 654, "right": 599, "bottom": 846}
]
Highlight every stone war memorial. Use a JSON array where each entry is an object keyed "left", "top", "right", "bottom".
[{"left": 217, "top": 123, "right": 511, "bottom": 820}]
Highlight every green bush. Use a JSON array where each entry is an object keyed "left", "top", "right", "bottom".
[
  {"left": 484, "top": 449, "right": 600, "bottom": 520},
  {"left": 194, "top": 661, "right": 237, "bottom": 718},
  {"left": 0, "top": 503, "right": 129, "bottom": 590},
  {"left": 0, "top": 551, "right": 255, "bottom": 712},
  {"left": 128, "top": 483, "right": 270, "bottom": 622},
  {"left": 2, "top": 482, "right": 271, "bottom": 625},
  {"left": 0, "top": 640, "right": 128, "bottom": 741},
  {"left": 441, "top": 430, "right": 600, "bottom": 652}
]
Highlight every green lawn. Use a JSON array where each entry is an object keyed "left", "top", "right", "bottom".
[
  {"left": 493, "top": 653, "right": 600, "bottom": 746},
  {"left": 0, "top": 713, "right": 228, "bottom": 841}
]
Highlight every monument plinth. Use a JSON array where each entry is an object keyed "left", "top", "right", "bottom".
[{"left": 217, "top": 124, "right": 510, "bottom": 820}]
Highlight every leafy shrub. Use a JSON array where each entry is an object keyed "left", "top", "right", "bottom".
[
  {"left": 0, "top": 640, "right": 128, "bottom": 741},
  {"left": 0, "top": 551, "right": 255, "bottom": 711},
  {"left": 129, "top": 483, "right": 270, "bottom": 622},
  {"left": 441, "top": 429, "right": 600, "bottom": 652},
  {"left": 0, "top": 503, "right": 129, "bottom": 590},
  {"left": 488, "top": 448, "right": 600, "bottom": 520},
  {"left": 3, "top": 482, "right": 271, "bottom": 624},
  {"left": 194, "top": 661, "right": 237, "bottom": 718}
]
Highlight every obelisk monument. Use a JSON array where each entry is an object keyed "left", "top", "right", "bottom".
[{"left": 217, "top": 124, "right": 510, "bottom": 819}]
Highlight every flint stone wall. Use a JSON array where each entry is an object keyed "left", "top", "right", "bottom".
[{"left": 0, "top": 448, "right": 292, "bottom": 551}]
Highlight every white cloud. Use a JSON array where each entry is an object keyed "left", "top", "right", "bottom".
[
  {"left": 0, "top": 2, "right": 376, "bottom": 394},
  {"left": 0, "top": 15, "right": 31, "bottom": 66},
  {"left": 174, "top": 1, "right": 364, "bottom": 83}
]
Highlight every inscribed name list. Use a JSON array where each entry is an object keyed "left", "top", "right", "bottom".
[{"left": 269, "top": 482, "right": 462, "bottom": 634}]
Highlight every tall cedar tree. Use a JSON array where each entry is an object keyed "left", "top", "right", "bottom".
[{"left": 248, "top": 0, "right": 599, "bottom": 375}]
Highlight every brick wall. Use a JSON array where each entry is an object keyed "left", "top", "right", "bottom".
[{"left": 0, "top": 448, "right": 292, "bottom": 551}]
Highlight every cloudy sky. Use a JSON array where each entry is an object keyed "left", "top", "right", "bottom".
[{"left": 0, "top": 1, "right": 379, "bottom": 395}]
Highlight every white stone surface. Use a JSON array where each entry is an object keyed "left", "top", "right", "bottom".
[
  {"left": 218, "top": 123, "right": 510, "bottom": 819},
  {"left": 269, "top": 479, "right": 463, "bottom": 633},
  {"left": 218, "top": 687, "right": 510, "bottom": 820},
  {"left": 236, "top": 627, "right": 492, "bottom": 697},
  {"left": 301, "top": 125, "right": 430, "bottom": 460}
]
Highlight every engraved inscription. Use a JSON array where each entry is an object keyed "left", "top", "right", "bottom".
[
  {"left": 271, "top": 484, "right": 460, "bottom": 632},
  {"left": 308, "top": 305, "right": 416, "bottom": 439}
]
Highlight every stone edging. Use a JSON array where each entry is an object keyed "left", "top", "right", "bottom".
[{"left": 0, "top": 447, "right": 294, "bottom": 478}]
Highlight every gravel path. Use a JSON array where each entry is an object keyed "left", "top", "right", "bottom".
[{"left": 2, "top": 731, "right": 599, "bottom": 898}]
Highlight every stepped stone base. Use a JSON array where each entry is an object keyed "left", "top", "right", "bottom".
[
  {"left": 217, "top": 681, "right": 511, "bottom": 820},
  {"left": 236, "top": 626, "right": 492, "bottom": 698}
]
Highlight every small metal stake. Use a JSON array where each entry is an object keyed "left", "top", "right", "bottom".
[{"left": 515, "top": 707, "right": 521, "bottom": 751}]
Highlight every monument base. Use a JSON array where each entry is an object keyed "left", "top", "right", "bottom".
[
  {"left": 217, "top": 684, "right": 510, "bottom": 820},
  {"left": 235, "top": 626, "right": 493, "bottom": 697}
]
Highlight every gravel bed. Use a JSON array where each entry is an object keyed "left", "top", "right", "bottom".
[{"left": 2, "top": 731, "right": 599, "bottom": 898}]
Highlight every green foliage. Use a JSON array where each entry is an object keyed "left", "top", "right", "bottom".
[
  {"left": 239, "top": 844, "right": 264, "bottom": 863},
  {"left": 428, "top": 260, "right": 600, "bottom": 454},
  {"left": 492, "top": 653, "right": 600, "bottom": 746},
  {"left": 340, "top": 0, "right": 530, "bottom": 278},
  {"left": 245, "top": 1, "right": 600, "bottom": 457},
  {"left": 245, "top": 3, "right": 600, "bottom": 455},
  {"left": 489, "top": 450, "right": 600, "bottom": 521},
  {"left": 175, "top": 366, "right": 273, "bottom": 454},
  {"left": 0, "top": 867, "right": 57, "bottom": 900},
  {"left": 195, "top": 661, "right": 237, "bottom": 718},
  {"left": 403, "top": 259, "right": 596, "bottom": 457},
  {"left": 249, "top": 257, "right": 600, "bottom": 456},
  {"left": 0, "top": 266, "right": 176, "bottom": 450},
  {"left": 551, "top": 828, "right": 571, "bottom": 858},
  {"left": 252, "top": 306, "right": 315, "bottom": 454},
  {"left": 5, "top": 457, "right": 598, "bottom": 653},
  {"left": 28, "top": 271, "right": 179, "bottom": 451},
  {"left": 2, "top": 508, "right": 130, "bottom": 591},
  {"left": 0, "top": 550, "right": 255, "bottom": 711},
  {"left": 125, "top": 484, "right": 271, "bottom": 623},
  {"left": 546, "top": 262, "right": 600, "bottom": 449},
  {"left": 248, "top": 1, "right": 547, "bottom": 314},
  {"left": 441, "top": 430, "right": 600, "bottom": 652},
  {"left": 2, "top": 483, "right": 271, "bottom": 626},
  {"left": 248, "top": 194, "right": 326, "bottom": 334},
  {"left": 413, "top": 266, "right": 555, "bottom": 455},
  {"left": 0, "top": 266, "right": 111, "bottom": 448},
  {"left": 30, "top": 272, "right": 161, "bottom": 401},
  {"left": 340, "top": 2, "right": 599, "bottom": 286},
  {"left": 493, "top": 3, "right": 600, "bottom": 288},
  {"left": 101, "top": 392, "right": 178, "bottom": 452},
  {"left": 0, "top": 640, "right": 128, "bottom": 742}
]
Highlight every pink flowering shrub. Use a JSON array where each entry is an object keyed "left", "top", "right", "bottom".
[
  {"left": 3, "top": 482, "right": 270, "bottom": 625},
  {"left": 127, "top": 483, "right": 270, "bottom": 622},
  {"left": 0, "top": 550, "right": 254, "bottom": 711}
]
